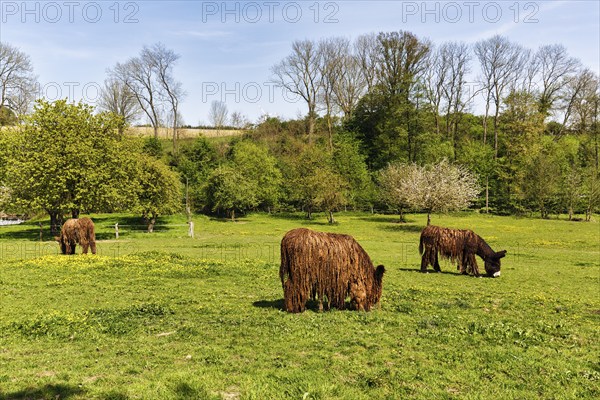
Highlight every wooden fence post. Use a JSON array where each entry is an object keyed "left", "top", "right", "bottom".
[{"left": 115, "top": 223, "right": 119, "bottom": 240}]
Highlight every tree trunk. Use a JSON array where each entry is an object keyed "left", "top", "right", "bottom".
[
  {"left": 427, "top": 212, "right": 431, "bottom": 226},
  {"left": 71, "top": 209, "right": 80, "bottom": 219},
  {"left": 231, "top": 209, "right": 235, "bottom": 222},
  {"left": 485, "top": 176, "right": 489, "bottom": 213},
  {"left": 147, "top": 213, "right": 156, "bottom": 233},
  {"left": 328, "top": 210, "right": 335, "bottom": 224},
  {"left": 568, "top": 206, "right": 573, "bottom": 221},
  {"left": 48, "top": 210, "right": 62, "bottom": 236}
]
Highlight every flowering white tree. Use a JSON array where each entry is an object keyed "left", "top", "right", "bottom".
[{"left": 382, "top": 159, "right": 480, "bottom": 225}]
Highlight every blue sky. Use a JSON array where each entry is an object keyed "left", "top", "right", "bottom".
[{"left": 1, "top": 0, "right": 599, "bottom": 124}]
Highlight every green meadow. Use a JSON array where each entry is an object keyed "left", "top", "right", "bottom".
[{"left": 0, "top": 212, "right": 599, "bottom": 399}]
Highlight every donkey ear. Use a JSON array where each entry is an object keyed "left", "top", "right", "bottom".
[{"left": 495, "top": 250, "right": 507, "bottom": 259}]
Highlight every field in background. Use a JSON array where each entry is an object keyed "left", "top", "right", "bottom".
[
  {"left": 126, "top": 126, "right": 246, "bottom": 139},
  {"left": 0, "top": 212, "right": 598, "bottom": 399}
]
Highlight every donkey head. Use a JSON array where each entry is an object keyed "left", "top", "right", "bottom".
[{"left": 484, "top": 250, "right": 507, "bottom": 277}]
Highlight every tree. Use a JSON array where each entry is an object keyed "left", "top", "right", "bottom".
[
  {"left": 355, "top": 31, "right": 431, "bottom": 164},
  {"left": 534, "top": 44, "right": 580, "bottom": 116},
  {"left": 230, "top": 111, "right": 249, "bottom": 129},
  {"left": 399, "top": 160, "right": 480, "bottom": 225},
  {"left": 285, "top": 145, "right": 348, "bottom": 222},
  {"left": 4, "top": 99, "right": 136, "bottom": 233},
  {"left": 205, "top": 165, "right": 257, "bottom": 221},
  {"left": 378, "top": 162, "right": 413, "bottom": 221},
  {"left": 133, "top": 155, "right": 182, "bottom": 232},
  {"left": 581, "top": 167, "right": 600, "bottom": 221},
  {"left": 520, "top": 137, "right": 562, "bottom": 218},
  {"left": 98, "top": 77, "right": 141, "bottom": 134},
  {"left": 0, "top": 42, "right": 37, "bottom": 119},
  {"left": 354, "top": 33, "right": 379, "bottom": 92},
  {"left": 230, "top": 140, "right": 282, "bottom": 212},
  {"left": 174, "top": 137, "right": 218, "bottom": 214},
  {"left": 111, "top": 42, "right": 186, "bottom": 150},
  {"left": 149, "top": 43, "right": 185, "bottom": 154},
  {"left": 475, "top": 35, "right": 529, "bottom": 155},
  {"left": 424, "top": 41, "right": 473, "bottom": 158},
  {"left": 208, "top": 100, "right": 228, "bottom": 131},
  {"left": 332, "top": 134, "right": 374, "bottom": 209},
  {"left": 318, "top": 37, "right": 349, "bottom": 148},
  {"left": 271, "top": 39, "right": 322, "bottom": 141}
]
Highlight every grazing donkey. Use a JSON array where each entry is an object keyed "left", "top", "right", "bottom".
[{"left": 419, "top": 225, "right": 506, "bottom": 277}]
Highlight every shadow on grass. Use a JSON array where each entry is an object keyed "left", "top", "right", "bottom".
[
  {"left": 253, "top": 299, "right": 285, "bottom": 310},
  {"left": 396, "top": 267, "right": 459, "bottom": 276},
  {"left": 0, "top": 384, "right": 85, "bottom": 400},
  {"left": 379, "top": 224, "right": 423, "bottom": 233},
  {"left": 0, "top": 216, "right": 178, "bottom": 242},
  {"left": 0, "top": 222, "right": 46, "bottom": 242},
  {"left": 396, "top": 267, "right": 496, "bottom": 278},
  {"left": 253, "top": 298, "right": 360, "bottom": 312}
]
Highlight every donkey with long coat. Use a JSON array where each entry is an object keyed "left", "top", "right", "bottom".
[
  {"left": 419, "top": 225, "right": 506, "bottom": 277},
  {"left": 57, "top": 217, "right": 97, "bottom": 255},
  {"left": 280, "top": 228, "right": 385, "bottom": 313}
]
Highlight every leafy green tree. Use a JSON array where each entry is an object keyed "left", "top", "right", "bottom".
[
  {"left": 176, "top": 136, "right": 218, "bottom": 212},
  {"left": 230, "top": 140, "right": 282, "bottom": 212},
  {"left": 0, "top": 106, "right": 17, "bottom": 126},
  {"left": 520, "top": 137, "right": 562, "bottom": 218},
  {"left": 285, "top": 145, "right": 348, "bottom": 222},
  {"left": 4, "top": 99, "right": 135, "bottom": 233},
  {"left": 582, "top": 167, "right": 600, "bottom": 221},
  {"left": 205, "top": 165, "right": 257, "bottom": 221},
  {"left": 458, "top": 140, "right": 495, "bottom": 212},
  {"left": 133, "top": 154, "right": 182, "bottom": 232},
  {"left": 496, "top": 90, "right": 546, "bottom": 213},
  {"left": 332, "top": 134, "right": 374, "bottom": 209},
  {"left": 142, "top": 136, "right": 164, "bottom": 158}
]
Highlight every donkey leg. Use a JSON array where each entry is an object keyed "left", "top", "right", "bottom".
[
  {"left": 421, "top": 250, "right": 431, "bottom": 272},
  {"left": 469, "top": 255, "right": 480, "bottom": 277},
  {"left": 433, "top": 252, "right": 441, "bottom": 272}
]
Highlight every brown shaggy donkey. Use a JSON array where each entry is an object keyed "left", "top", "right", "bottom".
[
  {"left": 280, "top": 228, "right": 385, "bottom": 313},
  {"left": 419, "top": 225, "right": 506, "bottom": 277},
  {"left": 57, "top": 217, "right": 97, "bottom": 255}
]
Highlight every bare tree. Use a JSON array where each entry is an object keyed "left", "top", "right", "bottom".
[
  {"left": 271, "top": 39, "right": 322, "bottom": 141},
  {"left": 332, "top": 53, "right": 366, "bottom": 121},
  {"left": 112, "top": 47, "right": 164, "bottom": 138},
  {"left": 318, "top": 37, "right": 348, "bottom": 150},
  {"left": 230, "top": 110, "right": 249, "bottom": 129},
  {"left": 0, "top": 42, "right": 37, "bottom": 120},
  {"left": 474, "top": 35, "right": 528, "bottom": 156},
  {"left": 208, "top": 100, "right": 228, "bottom": 131},
  {"left": 149, "top": 43, "right": 185, "bottom": 154},
  {"left": 354, "top": 33, "right": 379, "bottom": 91},
  {"left": 424, "top": 41, "right": 472, "bottom": 143},
  {"left": 442, "top": 42, "right": 473, "bottom": 158},
  {"left": 98, "top": 77, "right": 141, "bottom": 134},
  {"left": 535, "top": 44, "right": 580, "bottom": 116},
  {"left": 558, "top": 68, "right": 597, "bottom": 137},
  {"left": 423, "top": 45, "right": 449, "bottom": 135}
]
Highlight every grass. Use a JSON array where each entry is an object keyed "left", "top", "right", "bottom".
[{"left": 0, "top": 212, "right": 598, "bottom": 399}]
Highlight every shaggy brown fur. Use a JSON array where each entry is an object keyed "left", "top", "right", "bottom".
[
  {"left": 419, "top": 225, "right": 506, "bottom": 277},
  {"left": 58, "top": 217, "right": 97, "bottom": 255},
  {"left": 280, "top": 228, "right": 385, "bottom": 313}
]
